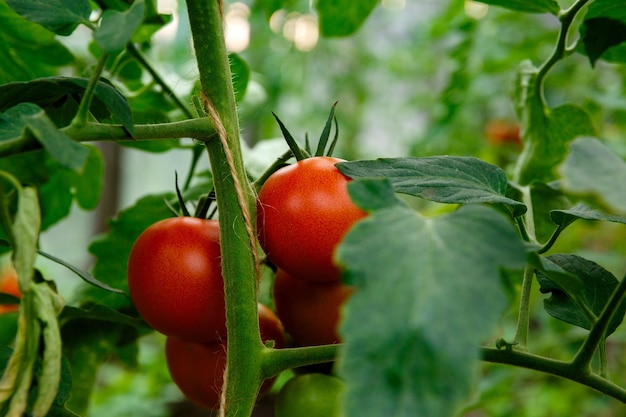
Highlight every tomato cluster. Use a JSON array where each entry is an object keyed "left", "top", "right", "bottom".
[
  {"left": 257, "top": 156, "right": 364, "bottom": 346},
  {"left": 127, "top": 217, "right": 285, "bottom": 410}
]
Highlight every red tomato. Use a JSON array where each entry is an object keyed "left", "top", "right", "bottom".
[
  {"left": 127, "top": 217, "right": 226, "bottom": 343},
  {"left": 0, "top": 266, "right": 19, "bottom": 314},
  {"left": 165, "top": 303, "right": 285, "bottom": 410},
  {"left": 484, "top": 120, "right": 521, "bottom": 145},
  {"left": 257, "top": 157, "right": 367, "bottom": 283},
  {"left": 273, "top": 269, "right": 354, "bottom": 346}
]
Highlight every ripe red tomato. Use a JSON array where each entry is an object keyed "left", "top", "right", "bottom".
[
  {"left": 165, "top": 303, "right": 285, "bottom": 410},
  {"left": 127, "top": 217, "right": 226, "bottom": 343},
  {"left": 0, "top": 266, "right": 19, "bottom": 314},
  {"left": 257, "top": 157, "right": 367, "bottom": 283},
  {"left": 273, "top": 269, "right": 354, "bottom": 346}
]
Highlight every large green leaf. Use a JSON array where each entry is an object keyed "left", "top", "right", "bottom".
[
  {"left": 474, "top": 0, "right": 560, "bottom": 14},
  {"left": 0, "top": 145, "right": 103, "bottom": 231},
  {"left": 580, "top": 0, "right": 626, "bottom": 65},
  {"left": 94, "top": 1, "right": 146, "bottom": 54},
  {"left": 537, "top": 254, "right": 626, "bottom": 335},
  {"left": 5, "top": 0, "right": 91, "bottom": 36},
  {"left": 337, "top": 156, "right": 526, "bottom": 215},
  {"left": 13, "top": 103, "right": 89, "bottom": 172},
  {"left": 0, "top": 77, "right": 134, "bottom": 134},
  {"left": 558, "top": 137, "right": 626, "bottom": 215},
  {"left": 315, "top": 0, "right": 378, "bottom": 37},
  {"left": 60, "top": 319, "right": 140, "bottom": 414},
  {"left": 550, "top": 203, "right": 626, "bottom": 229},
  {"left": 336, "top": 185, "right": 526, "bottom": 417},
  {"left": 0, "top": 2, "right": 74, "bottom": 83}
]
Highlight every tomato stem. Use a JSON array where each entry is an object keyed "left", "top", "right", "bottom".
[
  {"left": 70, "top": 52, "right": 109, "bottom": 128},
  {"left": 261, "top": 344, "right": 340, "bottom": 380},
  {"left": 482, "top": 347, "right": 626, "bottom": 402},
  {"left": 184, "top": 1, "right": 264, "bottom": 416}
]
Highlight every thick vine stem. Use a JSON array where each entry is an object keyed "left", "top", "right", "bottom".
[
  {"left": 184, "top": 1, "right": 263, "bottom": 416},
  {"left": 481, "top": 347, "right": 626, "bottom": 402},
  {"left": 0, "top": 119, "right": 215, "bottom": 158},
  {"left": 261, "top": 344, "right": 340, "bottom": 380},
  {"left": 534, "top": 0, "right": 591, "bottom": 101}
]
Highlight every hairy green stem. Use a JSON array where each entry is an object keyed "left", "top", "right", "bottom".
[
  {"left": 185, "top": 1, "right": 262, "bottom": 416},
  {"left": 261, "top": 345, "right": 340, "bottom": 380},
  {"left": 482, "top": 347, "right": 626, "bottom": 402},
  {"left": 0, "top": 119, "right": 215, "bottom": 158},
  {"left": 71, "top": 53, "right": 109, "bottom": 127}
]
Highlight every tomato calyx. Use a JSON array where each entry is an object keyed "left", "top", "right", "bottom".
[
  {"left": 255, "top": 102, "right": 341, "bottom": 192},
  {"left": 167, "top": 170, "right": 218, "bottom": 220},
  {"left": 271, "top": 101, "right": 339, "bottom": 161}
]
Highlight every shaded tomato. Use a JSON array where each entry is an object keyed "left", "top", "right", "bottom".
[
  {"left": 0, "top": 266, "right": 19, "bottom": 314},
  {"left": 484, "top": 120, "right": 521, "bottom": 145},
  {"left": 257, "top": 157, "right": 367, "bottom": 283},
  {"left": 127, "top": 217, "right": 226, "bottom": 343},
  {"left": 273, "top": 269, "right": 354, "bottom": 346},
  {"left": 165, "top": 303, "right": 285, "bottom": 410}
]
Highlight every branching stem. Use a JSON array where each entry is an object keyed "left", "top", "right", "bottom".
[{"left": 482, "top": 347, "right": 626, "bottom": 402}]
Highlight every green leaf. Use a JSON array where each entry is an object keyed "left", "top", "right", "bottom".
[
  {"left": 38, "top": 249, "right": 124, "bottom": 295},
  {"left": 59, "top": 304, "right": 148, "bottom": 329},
  {"left": 229, "top": 53, "right": 250, "bottom": 103},
  {"left": 527, "top": 252, "right": 583, "bottom": 296},
  {"left": 5, "top": 0, "right": 91, "bottom": 36},
  {"left": 60, "top": 319, "right": 140, "bottom": 414},
  {"left": 580, "top": 0, "right": 626, "bottom": 65},
  {"left": 474, "top": 0, "right": 560, "bottom": 14},
  {"left": 83, "top": 194, "right": 175, "bottom": 310},
  {"left": 537, "top": 254, "right": 626, "bottom": 335},
  {"left": 347, "top": 178, "right": 406, "bottom": 212},
  {"left": 0, "top": 77, "right": 134, "bottom": 134},
  {"left": 515, "top": 102, "right": 597, "bottom": 185},
  {"left": 37, "top": 145, "right": 104, "bottom": 230},
  {"left": 336, "top": 205, "right": 526, "bottom": 417},
  {"left": 337, "top": 156, "right": 526, "bottom": 215},
  {"left": 94, "top": 1, "right": 146, "bottom": 54},
  {"left": 0, "top": 2, "right": 74, "bottom": 83},
  {"left": 558, "top": 137, "right": 626, "bottom": 215},
  {"left": 315, "top": 0, "right": 378, "bottom": 37},
  {"left": 16, "top": 104, "right": 89, "bottom": 172},
  {"left": 550, "top": 203, "right": 626, "bottom": 229},
  {"left": 529, "top": 182, "right": 571, "bottom": 243},
  {"left": 0, "top": 312, "right": 18, "bottom": 345}
]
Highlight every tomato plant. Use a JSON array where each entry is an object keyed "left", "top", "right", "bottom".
[
  {"left": 257, "top": 157, "right": 367, "bottom": 283},
  {"left": 0, "top": 1, "right": 626, "bottom": 417},
  {"left": 127, "top": 217, "right": 226, "bottom": 343},
  {"left": 165, "top": 303, "right": 285, "bottom": 410},
  {"left": 273, "top": 268, "right": 353, "bottom": 346}
]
